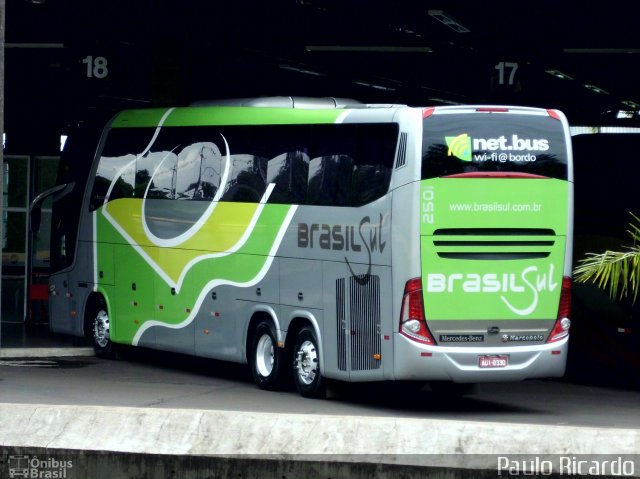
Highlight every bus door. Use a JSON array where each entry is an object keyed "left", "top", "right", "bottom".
[
  {"left": 112, "top": 243, "right": 156, "bottom": 347},
  {"left": 42, "top": 181, "right": 81, "bottom": 335},
  {"left": 47, "top": 271, "right": 72, "bottom": 333}
]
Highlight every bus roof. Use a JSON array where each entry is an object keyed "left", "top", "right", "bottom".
[{"left": 110, "top": 101, "right": 563, "bottom": 129}]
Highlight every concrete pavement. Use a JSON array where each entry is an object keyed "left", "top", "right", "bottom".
[{"left": 0, "top": 351, "right": 639, "bottom": 478}]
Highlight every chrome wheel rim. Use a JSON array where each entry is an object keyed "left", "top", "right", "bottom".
[
  {"left": 295, "top": 339, "right": 318, "bottom": 385},
  {"left": 255, "top": 334, "right": 274, "bottom": 377},
  {"left": 93, "top": 310, "right": 110, "bottom": 348}
]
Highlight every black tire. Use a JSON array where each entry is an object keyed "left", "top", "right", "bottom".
[
  {"left": 91, "top": 305, "right": 117, "bottom": 359},
  {"left": 292, "top": 326, "right": 325, "bottom": 399},
  {"left": 250, "top": 320, "right": 284, "bottom": 390}
]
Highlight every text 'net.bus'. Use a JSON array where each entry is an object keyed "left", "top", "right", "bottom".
[{"left": 33, "top": 98, "right": 573, "bottom": 398}]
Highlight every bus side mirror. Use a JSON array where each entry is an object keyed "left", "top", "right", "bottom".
[{"left": 29, "top": 182, "right": 75, "bottom": 232}]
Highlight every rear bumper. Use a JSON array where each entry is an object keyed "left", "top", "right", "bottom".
[{"left": 392, "top": 333, "right": 568, "bottom": 382}]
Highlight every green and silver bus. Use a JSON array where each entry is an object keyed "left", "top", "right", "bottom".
[{"left": 35, "top": 98, "right": 573, "bottom": 397}]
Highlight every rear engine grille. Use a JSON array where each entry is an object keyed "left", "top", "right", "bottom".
[
  {"left": 432, "top": 228, "right": 556, "bottom": 260},
  {"left": 350, "top": 274, "right": 381, "bottom": 371},
  {"left": 336, "top": 278, "right": 347, "bottom": 371}
]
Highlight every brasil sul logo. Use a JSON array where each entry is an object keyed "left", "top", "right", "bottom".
[{"left": 445, "top": 133, "right": 472, "bottom": 161}]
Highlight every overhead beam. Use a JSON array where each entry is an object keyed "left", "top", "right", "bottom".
[{"left": 306, "top": 46, "right": 432, "bottom": 53}]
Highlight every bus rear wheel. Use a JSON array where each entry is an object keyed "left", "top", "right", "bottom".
[
  {"left": 250, "top": 320, "right": 284, "bottom": 390},
  {"left": 92, "top": 308, "right": 116, "bottom": 359},
  {"left": 293, "top": 326, "right": 325, "bottom": 399}
]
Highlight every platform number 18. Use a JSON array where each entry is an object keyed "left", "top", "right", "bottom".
[{"left": 82, "top": 56, "right": 109, "bottom": 79}]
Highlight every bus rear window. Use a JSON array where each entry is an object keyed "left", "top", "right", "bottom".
[{"left": 422, "top": 113, "right": 568, "bottom": 180}]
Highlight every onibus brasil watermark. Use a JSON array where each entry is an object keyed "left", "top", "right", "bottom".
[
  {"left": 498, "top": 456, "right": 636, "bottom": 476},
  {"left": 8, "top": 455, "right": 73, "bottom": 478}
]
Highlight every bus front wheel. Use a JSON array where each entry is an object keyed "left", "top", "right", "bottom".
[
  {"left": 250, "top": 320, "right": 284, "bottom": 390},
  {"left": 293, "top": 326, "right": 325, "bottom": 399}
]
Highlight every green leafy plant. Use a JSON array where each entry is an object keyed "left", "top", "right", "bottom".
[{"left": 574, "top": 213, "right": 640, "bottom": 304}]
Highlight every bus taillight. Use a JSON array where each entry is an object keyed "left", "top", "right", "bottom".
[
  {"left": 547, "top": 277, "right": 572, "bottom": 343},
  {"left": 423, "top": 107, "right": 435, "bottom": 118},
  {"left": 547, "top": 109, "right": 562, "bottom": 121},
  {"left": 399, "top": 278, "right": 435, "bottom": 345}
]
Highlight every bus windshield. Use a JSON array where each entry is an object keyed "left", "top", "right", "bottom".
[{"left": 422, "top": 112, "right": 568, "bottom": 180}]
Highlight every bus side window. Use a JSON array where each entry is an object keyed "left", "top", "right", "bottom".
[
  {"left": 91, "top": 127, "right": 174, "bottom": 209},
  {"left": 174, "top": 142, "right": 223, "bottom": 201},
  {"left": 90, "top": 155, "right": 135, "bottom": 210},
  {"left": 147, "top": 152, "right": 179, "bottom": 199},
  {"left": 267, "top": 151, "right": 310, "bottom": 204},
  {"left": 349, "top": 123, "right": 395, "bottom": 206},
  {"left": 307, "top": 155, "right": 353, "bottom": 206},
  {"left": 221, "top": 154, "right": 267, "bottom": 203},
  {"left": 351, "top": 164, "right": 391, "bottom": 206}
]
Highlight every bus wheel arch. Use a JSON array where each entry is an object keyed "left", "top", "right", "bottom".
[
  {"left": 247, "top": 312, "right": 285, "bottom": 390},
  {"left": 84, "top": 292, "right": 116, "bottom": 359}
]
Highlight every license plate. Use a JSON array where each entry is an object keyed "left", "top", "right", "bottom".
[{"left": 478, "top": 355, "right": 508, "bottom": 368}]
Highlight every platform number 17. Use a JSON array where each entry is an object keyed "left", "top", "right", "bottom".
[{"left": 495, "top": 62, "right": 518, "bottom": 85}]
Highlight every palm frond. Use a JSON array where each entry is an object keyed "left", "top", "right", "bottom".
[{"left": 573, "top": 213, "right": 640, "bottom": 304}]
